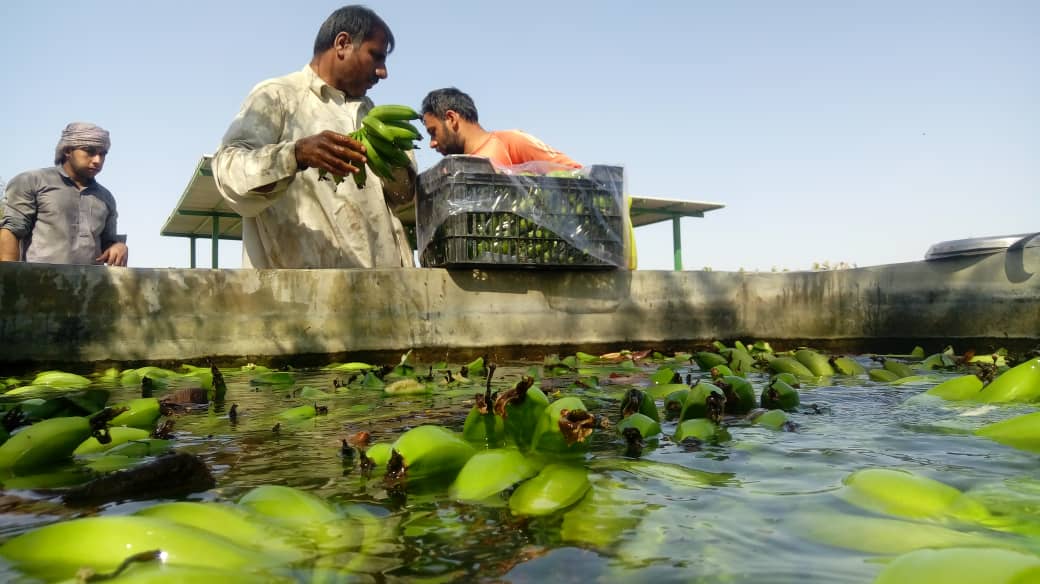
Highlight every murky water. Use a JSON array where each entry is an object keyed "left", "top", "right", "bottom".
[{"left": 0, "top": 355, "right": 1038, "bottom": 583}]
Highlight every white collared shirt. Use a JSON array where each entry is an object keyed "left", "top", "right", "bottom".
[{"left": 213, "top": 65, "right": 414, "bottom": 269}]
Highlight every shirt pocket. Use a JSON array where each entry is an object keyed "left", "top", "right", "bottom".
[{"left": 82, "top": 195, "right": 111, "bottom": 240}]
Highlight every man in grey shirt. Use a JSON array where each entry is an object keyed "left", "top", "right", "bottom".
[{"left": 0, "top": 122, "right": 128, "bottom": 266}]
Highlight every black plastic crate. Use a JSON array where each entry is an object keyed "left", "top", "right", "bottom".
[{"left": 417, "top": 156, "right": 625, "bottom": 269}]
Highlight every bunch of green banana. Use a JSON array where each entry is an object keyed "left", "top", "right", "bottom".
[
  {"left": 0, "top": 416, "right": 92, "bottom": 472},
  {"left": 710, "top": 372, "right": 756, "bottom": 415},
  {"left": 319, "top": 104, "right": 423, "bottom": 189},
  {"left": 679, "top": 381, "right": 726, "bottom": 423},
  {"left": 830, "top": 356, "right": 866, "bottom": 376},
  {"left": 493, "top": 376, "right": 549, "bottom": 449},
  {"left": 620, "top": 388, "right": 660, "bottom": 422},
  {"left": 449, "top": 449, "right": 540, "bottom": 502},
  {"left": 385, "top": 425, "right": 476, "bottom": 485},
  {"left": 530, "top": 396, "right": 596, "bottom": 455},
  {"left": 794, "top": 348, "right": 835, "bottom": 377},
  {"left": 761, "top": 377, "right": 800, "bottom": 411}
]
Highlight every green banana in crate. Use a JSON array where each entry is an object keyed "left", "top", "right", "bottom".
[
  {"left": 830, "top": 356, "right": 866, "bottom": 376},
  {"left": 794, "top": 349, "right": 835, "bottom": 377},
  {"left": 493, "top": 375, "right": 549, "bottom": 449},
  {"left": 363, "top": 127, "right": 412, "bottom": 168},
  {"left": 679, "top": 381, "right": 727, "bottom": 423},
  {"left": 357, "top": 131, "right": 394, "bottom": 180},
  {"left": 385, "top": 425, "right": 476, "bottom": 484},
  {"left": 620, "top": 388, "right": 660, "bottom": 422},
  {"left": 449, "top": 449, "right": 540, "bottom": 502},
  {"left": 0, "top": 416, "right": 92, "bottom": 471},
  {"left": 761, "top": 378, "right": 800, "bottom": 411},
  {"left": 530, "top": 396, "right": 597, "bottom": 455},
  {"left": 508, "top": 463, "right": 591, "bottom": 517}
]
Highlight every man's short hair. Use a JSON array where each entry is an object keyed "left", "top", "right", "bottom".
[
  {"left": 421, "top": 88, "right": 479, "bottom": 122},
  {"left": 313, "top": 5, "right": 395, "bottom": 56}
]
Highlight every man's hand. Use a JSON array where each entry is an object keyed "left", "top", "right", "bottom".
[
  {"left": 294, "top": 131, "right": 367, "bottom": 178},
  {"left": 97, "top": 242, "right": 128, "bottom": 267}
]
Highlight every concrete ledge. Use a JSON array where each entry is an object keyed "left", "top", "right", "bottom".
[{"left": 1, "top": 245, "right": 1038, "bottom": 368}]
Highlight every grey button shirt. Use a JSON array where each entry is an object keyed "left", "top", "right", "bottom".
[{"left": 0, "top": 166, "right": 121, "bottom": 265}]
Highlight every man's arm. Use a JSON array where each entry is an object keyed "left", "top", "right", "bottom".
[
  {"left": 0, "top": 229, "right": 19, "bottom": 261},
  {"left": 0, "top": 172, "right": 38, "bottom": 262},
  {"left": 98, "top": 207, "right": 128, "bottom": 267}
]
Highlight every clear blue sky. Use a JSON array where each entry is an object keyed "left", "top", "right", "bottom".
[{"left": 1, "top": 1, "right": 1036, "bottom": 270}]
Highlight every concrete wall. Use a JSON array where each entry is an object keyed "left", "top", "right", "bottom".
[{"left": 1, "top": 245, "right": 1038, "bottom": 368}]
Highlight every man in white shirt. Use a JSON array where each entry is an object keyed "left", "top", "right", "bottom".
[{"left": 213, "top": 5, "right": 414, "bottom": 269}]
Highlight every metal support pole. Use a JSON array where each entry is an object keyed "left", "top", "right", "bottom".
[
  {"left": 189, "top": 237, "right": 197, "bottom": 268},
  {"left": 211, "top": 217, "right": 220, "bottom": 268},
  {"left": 672, "top": 216, "right": 682, "bottom": 271}
]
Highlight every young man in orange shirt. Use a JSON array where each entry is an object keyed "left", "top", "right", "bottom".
[{"left": 420, "top": 87, "right": 581, "bottom": 169}]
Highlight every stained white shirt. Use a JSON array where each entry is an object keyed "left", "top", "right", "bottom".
[{"left": 213, "top": 65, "right": 414, "bottom": 269}]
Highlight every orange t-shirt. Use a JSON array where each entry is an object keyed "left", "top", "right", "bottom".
[{"left": 469, "top": 130, "right": 581, "bottom": 169}]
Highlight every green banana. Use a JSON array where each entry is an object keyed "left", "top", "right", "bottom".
[
  {"left": 0, "top": 515, "right": 274, "bottom": 582},
  {"left": 975, "top": 411, "right": 1040, "bottom": 452},
  {"left": 620, "top": 388, "right": 660, "bottom": 422},
  {"left": 679, "top": 381, "right": 726, "bottom": 423},
  {"left": 926, "top": 373, "right": 985, "bottom": 400},
  {"left": 749, "top": 409, "right": 790, "bottom": 430},
  {"left": 674, "top": 418, "right": 724, "bottom": 442},
  {"left": 978, "top": 356, "right": 1040, "bottom": 403},
  {"left": 664, "top": 388, "right": 689, "bottom": 417},
  {"left": 873, "top": 547, "right": 1040, "bottom": 584},
  {"left": 761, "top": 378, "right": 800, "bottom": 411},
  {"left": 508, "top": 463, "right": 590, "bottom": 516},
  {"left": 363, "top": 127, "right": 412, "bottom": 168},
  {"left": 362, "top": 115, "right": 417, "bottom": 143},
  {"left": 530, "top": 396, "right": 596, "bottom": 455},
  {"left": 359, "top": 132, "right": 394, "bottom": 180},
  {"left": 386, "top": 425, "right": 476, "bottom": 484},
  {"left": 0, "top": 416, "right": 92, "bottom": 471},
  {"left": 713, "top": 374, "right": 756, "bottom": 415},
  {"left": 449, "top": 449, "right": 540, "bottom": 502},
  {"left": 616, "top": 412, "right": 661, "bottom": 439},
  {"left": 134, "top": 501, "right": 310, "bottom": 558},
  {"left": 883, "top": 358, "right": 916, "bottom": 379},
  {"left": 367, "top": 104, "right": 421, "bottom": 121},
  {"left": 830, "top": 356, "right": 866, "bottom": 376},
  {"left": 839, "top": 468, "right": 990, "bottom": 523},
  {"left": 493, "top": 376, "right": 549, "bottom": 449},
  {"left": 767, "top": 356, "right": 815, "bottom": 378},
  {"left": 727, "top": 346, "right": 755, "bottom": 376},
  {"left": 73, "top": 426, "right": 152, "bottom": 456},
  {"left": 693, "top": 351, "right": 728, "bottom": 371},
  {"left": 109, "top": 397, "right": 161, "bottom": 429},
  {"left": 795, "top": 349, "right": 835, "bottom": 377},
  {"left": 384, "top": 119, "right": 422, "bottom": 140},
  {"left": 364, "top": 442, "right": 393, "bottom": 467},
  {"left": 869, "top": 368, "right": 902, "bottom": 382},
  {"left": 32, "top": 371, "right": 91, "bottom": 388}
]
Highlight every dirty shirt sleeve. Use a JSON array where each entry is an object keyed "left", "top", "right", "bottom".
[
  {"left": 0, "top": 172, "right": 39, "bottom": 239},
  {"left": 212, "top": 83, "right": 300, "bottom": 218}
]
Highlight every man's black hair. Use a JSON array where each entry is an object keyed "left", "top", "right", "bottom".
[
  {"left": 313, "top": 5, "right": 395, "bottom": 56},
  {"left": 421, "top": 88, "right": 479, "bottom": 122}
]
